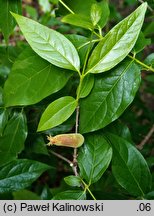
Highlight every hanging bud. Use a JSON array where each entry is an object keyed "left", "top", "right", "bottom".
[{"left": 47, "top": 133, "right": 84, "bottom": 148}]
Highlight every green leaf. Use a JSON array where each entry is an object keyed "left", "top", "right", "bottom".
[
  {"left": 91, "top": 3, "right": 102, "bottom": 26},
  {"left": 4, "top": 47, "right": 73, "bottom": 107},
  {"left": 11, "top": 13, "right": 80, "bottom": 72},
  {"left": 105, "top": 133, "right": 152, "bottom": 196},
  {"left": 38, "top": 96, "right": 77, "bottom": 131},
  {"left": 77, "top": 74, "right": 94, "bottom": 99},
  {"left": 62, "top": 1, "right": 109, "bottom": 30},
  {"left": 38, "top": 0, "right": 51, "bottom": 12},
  {"left": 86, "top": 3, "right": 147, "bottom": 74},
  {"left": 78, "top": 133, "right": 112, "bottom": 184},
  {"left": 62, "top": 14, "right": 93, "bottom": 30},
  {"left": 144, "top": 53, "right": 154, "bottom": 68},
  {"left": 104, "top": 121, "right": 133, "bottom": 143},
  {"left": 96, "top": 0, "right": 110, "bottom": 29},
  {"left": 13, "top": 189, "right": 41, "bottom": 200},
  {"left": 0, "top": 111, "right": 27, "bottom": 167},
  {"left": 0, "top": 0, "right": 22, "bottom": 43},
  {"left": 66, "top": 34, "right": 92, "bottom": 67},
  {"left": 64, "top": 175, "right": 81, "bottom": 187},
  {"left": 0, "top": 159, "right": 51, "bottom": 193},
  {"left": 133, "top": 32, "right": 151, "bottom": 53},
  {"left": 79, "top": 59, "right": 141, "bottom": 133},
  {"left": 58, "top": 0, "right": 96, "bottom": 16},
  {"left": 52, "top": 190, "right": 86, "bottom": 200}
]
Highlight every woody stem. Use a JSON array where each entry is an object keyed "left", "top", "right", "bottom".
[{"left": 73, "top": 106, "right": 80, "bottom": 176}]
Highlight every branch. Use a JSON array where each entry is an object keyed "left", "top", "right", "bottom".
[
  {"left": 138, "top": 0, "right": 154, "bottom": 12},
  {"left": 49, "top": 149, "right": 73, "bottom": 165},
  {"left": 73, "top": 106, "right": 80, "bottom": 176},
  {"left": 128, "top": 55, "right": 154, "bottom": 73},
  {"left": 136, "top": 124, "right": 154, "bottom": 150}
]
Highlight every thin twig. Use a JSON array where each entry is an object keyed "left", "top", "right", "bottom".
[
  {"left": 73, "top": 106, "right": 80, "bottom": 176},
  {"left": 136, "top": 124, "right": 154, "bottom": 150},
  {"left": 49, "top": 149, "right": 73, "bottom": 166},
  {"left": 75, "top": 106, "right": 80, "bottom": 133},
  {"left": 138, "top": 0, "right": 154, "bottom": 12},
  {"left": 59, "top": 0, "right": 75, "bottom": 14}
]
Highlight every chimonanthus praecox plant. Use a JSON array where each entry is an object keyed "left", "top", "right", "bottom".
[{"left": 0, "top": 0, "right": 154, "bottom": 200}]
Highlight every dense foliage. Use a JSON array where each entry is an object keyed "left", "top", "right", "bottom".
[{"left": 0, "top": 0, "right": 154, "bottom": 200}]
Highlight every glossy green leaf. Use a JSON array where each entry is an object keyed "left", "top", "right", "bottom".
[
  {"left": 0, "top": 159, "right": 51, "bottom": 193},
  {"left": 64, "top": 175, "right": 81, "bottom": 187},
  {"left": 105, "top": 133, "right": 152, "bottom": 196},
  {"left": 91, "top": 3, "right": 102, "bottom": 26},
  {"left": 38, "top": 96, "right": 77, "bottom": 131},
  {"left": 96, "top": 0, "right": 110, "bottom": 29},
  {"left": 4, "top": 47, "right": 73, "bottom": 107},
  {"left": 77, "top": 74, "right": 94, "bottom": 99},
  {"left": 78, "top": 133, "right": 112, "bottom": 184},
  {"left": 62, "top": 14, "right": 93, "bottom": 30},
  {"left": 11, "top": 13, "right": 80, "bottom": 72},
  {"left": 86, "top": 3, "right": 147, "bottom": 74},
  {"left": 0, "top": 111, "right": 27, "bottom": 167},
  {"left": 62, "top": 1, "right": 109, "bottom": 30},
  {"left": 52, "top": 190, "right": 86, "bottom": 200},
  {"left": 79, "top": 59, "right": 141, "bottom": 133},
  {"left": 0, "top": 0, "right": 22, "bottom": 43}
]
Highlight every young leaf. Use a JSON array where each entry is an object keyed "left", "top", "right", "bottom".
[
  {"left": 96, "top": 0, "right": 110, "bottom": 29},
  {"left": 4, "top": 47, "right": 73, "bottom": 107},
  {"left": 77, "top": 74, "right": 94, "bottom": 99},
  {"left": 0, "top": 0, "right": 22, "bottom": 43},
  {"left": 86, "top": 3, "right": 147, "bottom": 74},
  {"left": 105, "top": 133, "right": 152, "bottom": 196},
  {"left": 62, "top": 14, "right": 93, "bottom": 30},
  {"left": 91, "top": 3, "right": 102, "bottom": 26},
  {"left": 78, "top": 133, "right": 112, "bottom": 184},
  {"left": 0, "top": 159, "right": 51, "bottom": 193},
  {"left": 11, "top": 13, "right": 80, "bottom": 72},
  {"left": 64, "top": 175, "right": 81, "bottom": 187},
  {"left": 52, "top": 190, "right": 86, "bottom": 200},
  {"left": 79, "top": 59, "right": 141, "bottom": 134},
  {"left": 37, "top": 96, "right": 77, "bottom": 131},
  {"left": 0, "top": 111, "right": 27, "bottom": 167}
]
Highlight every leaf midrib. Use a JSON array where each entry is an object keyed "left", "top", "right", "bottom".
[{"left": 23, "top": 22, "right": 78, "bottom": 71}]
